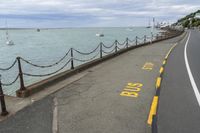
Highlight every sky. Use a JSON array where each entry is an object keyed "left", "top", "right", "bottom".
[{"left": 0, "top": 0, "right": 200, "bottom": 28}]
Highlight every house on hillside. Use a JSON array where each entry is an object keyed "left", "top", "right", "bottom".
[{"left": 194, "top": 13, "right": 200, "bottom": 19}]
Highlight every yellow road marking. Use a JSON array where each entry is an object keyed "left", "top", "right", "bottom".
[
  {"left": 147, "top": 96, "right": 159, "bottom": 125},
  {"left": 120, "top": 82, "right": 143, "bottom": 98},
  {"left": 120, "top": 91, "right": 138, "bottom": 97},
  {"left": 156, "top": 77, "right": 161, "bottom": 89},
  {"left": 142, "top": 62, "right": 154, "bottom": 71},
  {"left": 162, "top": 60, "right": 166, "bottom": 65},
  {"left": 159, "top": 67, "right": 164, "bottom": 74},
  {"left": 127, "top": 83, "right": 143, "bottom": 87},
  {"left": 165, "top": 43, "right": 177, "bottom": 59},
  {"left": 165, "top": 51, "right": 170, "bottom": 59},
  {"left": 124, "top": 88, "right": 141, "bottom": 92}
]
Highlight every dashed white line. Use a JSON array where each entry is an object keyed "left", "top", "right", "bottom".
[
  {"left": 53, "top": 97, "right": 58, "bottom": 133},
  {"left": 184, "top": 31, "right": 200, "bottom": 106}
]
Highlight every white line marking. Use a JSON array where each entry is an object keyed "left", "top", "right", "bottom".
[
  {"left": 184, "top": 31, "right": 200, "bottom": 106},
  {"left": 53, "top": 97, "right": 58, "bottom": 133}
]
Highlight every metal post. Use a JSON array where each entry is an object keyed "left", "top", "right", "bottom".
[
  {"left": 17, "top": 57, "right": 26, "bottom": 91},
  {"left": 126, "top": 38, "right": 129, "bottom": 48},
  {"left": 156, "top": 34, "right": 159, "bottom": 40},
  {"left": 115, "top": 40, "right": 118, "bottom": 53},
  {"left": 100, "top": 42, "right": 103, "bottom": 58},
  {"left": 136, "top": 36, "right": 138, "bottom": 46},
  {"left": 149, "top": 34, "right": 153, "bottom": 44},
  {"left": 0, "top": 75, "right": 9, "bottom": 116},
  {"left": 70, "top": 48, "right": 74, "bottom": 69},
  {"left": 144, "top": 35, "right": 146, "bottom": 43}
]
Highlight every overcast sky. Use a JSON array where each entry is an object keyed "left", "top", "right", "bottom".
[{"left": 0, "top": 0, "right": 199, "bottom": 28}]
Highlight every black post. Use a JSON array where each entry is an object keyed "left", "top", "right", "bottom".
[
  {"left": 136, "top": 36, "right": 138, "bottom": 46},
  {"left": 144, "top": 35, "right": 146, "bottom": 43},
  {"left": 156, "top": 34, "right": 159, "bottom": 40},
  {"left": 17, "top": 57, "right": 26, "bottom": 91},
  {"left": 0, "top": 75, "right": 9, "bottom": 116},
  {"left": 126, "top": 38, "right": 129, "bottom": 48},
  {"left": 100, "top": 43, "right": 103, "bottom": 58},
  {"left": 115, "top": 40, "right": 118, "bottom": 53},
  {"left": 70, "top": 48, "right": 74, "bottom": 69}
]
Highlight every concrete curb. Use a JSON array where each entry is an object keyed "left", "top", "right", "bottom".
[{"left": 147, "top": 43, "right": 177, "bottom": 133}]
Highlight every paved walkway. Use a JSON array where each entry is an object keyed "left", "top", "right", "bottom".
[{"left": 0, "top": 34, "right": 184, "bottom": 133}]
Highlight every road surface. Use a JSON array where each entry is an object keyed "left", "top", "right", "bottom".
[{"left": 158, "top": 30, "right": 200, "bottom": 133}]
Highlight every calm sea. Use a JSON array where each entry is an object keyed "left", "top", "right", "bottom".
[{"left": 0, "top": 27, "right": 160, "bottom": 96}]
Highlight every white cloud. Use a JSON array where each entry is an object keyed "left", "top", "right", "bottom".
[{"left": 0, "top": 0, "right": 199, "bottom": 27}]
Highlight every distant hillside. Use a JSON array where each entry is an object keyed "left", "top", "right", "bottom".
[{"left": 175, "top": 10, "right": 200, "bottom": 28}]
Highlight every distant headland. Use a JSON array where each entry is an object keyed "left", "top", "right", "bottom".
[{"left": 174, "top": 10, "right": 200, "bottom": 28}]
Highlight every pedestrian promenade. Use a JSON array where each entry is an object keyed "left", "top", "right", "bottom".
[{"left": 0, "top": 34, "right": 185, "bottom": 133}]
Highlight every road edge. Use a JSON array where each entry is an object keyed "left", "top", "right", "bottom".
[
  {"left": 147, "top": 43, "right": 177, "bottom": 133},
  {"left": 147, "top": 31, "right": 188, "bottom": 133}
]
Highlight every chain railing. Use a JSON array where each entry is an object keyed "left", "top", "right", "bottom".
[
  {"left": 23, "top": 58, "right": 72, "bottom": 77},
  {"left": 0, "top": 30, "right": 184, "bottom": 99},
  {"left": 0, "top": 59, "right": 17, "bottom": 71},
  {"left": 20, "top": 49, "right": 71, "bottom": 68}
]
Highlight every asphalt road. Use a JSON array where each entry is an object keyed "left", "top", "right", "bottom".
[
  {"left": 0, "top": 96, "right": 53, "bottom": 133},
  {"left": 158, "top": 30, "right": 200, "bottom": 133}
]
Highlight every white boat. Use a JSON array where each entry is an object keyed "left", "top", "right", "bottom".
[
  {"left": 96, "top": 33, "right": 104, "bottom": 37},
  {"left": 5, "top": 21, "right": 14, "bottom": 46},
  {"left": 126, "top": 26, "right": 134, "bottom": 31},
  {"left": 6, "top": 40, "right": 14, "bottom": 45},
  {"left": 6, "top": 30, "right": 14, "bottom": 45}
]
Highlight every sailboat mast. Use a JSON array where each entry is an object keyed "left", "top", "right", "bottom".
[
  {"left": 5, "top": 20, "right": 9, "bottom": 41},
  {"left": 149, "top": 19, "right": 150, "bottom": 27},
  {"left": 151, "top": 18, "right": 155, "bottom": 33}
]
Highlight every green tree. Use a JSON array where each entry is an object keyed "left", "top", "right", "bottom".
[
  {"left": 191, "top": 18, "right": 196, "bottom": 27},
  {"left": 182, "top": 20, "right": 190, "bottom": 28},
  {"left": 196, "top": 20, "right": 200, "bottom": 27}
]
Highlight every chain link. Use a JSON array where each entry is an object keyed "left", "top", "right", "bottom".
[
  {"left": 2, "top": 74, "right": 19, "bottom": 86},
  {"left": 102, "top": 47, "right": 116, "bottom": 54},
  {"left": 20, "top": 49, "right": 71, "bottom": 68},
  {"left": 117, "top": 40, "right": 127, "bottom": 46},
  {"left": 23, "top": 59, "right": 72, "bottom": 77},
  {"left": 73, "top": 52, "right": 100, "bottom": 62},
  {"left": 0, "top": 59, "right": 17, "bottom": 71},
  {"left": 73, "top": 44, "right": 100, "bottom": 55},
  {"left": 128, "top": 39, "right": 135, "bottom": 43},
  {"left": 102, "top": 42, "right": 115, "bottom": 49}
]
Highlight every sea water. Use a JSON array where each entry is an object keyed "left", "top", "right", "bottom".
[{"left": 0, "top": 27, "right": 160, "bottom": 96}]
